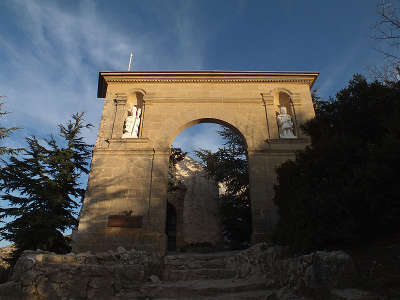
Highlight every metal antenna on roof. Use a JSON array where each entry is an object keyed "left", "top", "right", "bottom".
[{"left": 128, "top": 52, "right": 134, "bottom": 71}]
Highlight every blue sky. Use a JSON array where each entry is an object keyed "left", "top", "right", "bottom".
[
  {"left": 0, "top": 0, "right": 383, "bottom": 146},
  {"left": 0, "top": 0, "right": 387, "bottom": 245}
]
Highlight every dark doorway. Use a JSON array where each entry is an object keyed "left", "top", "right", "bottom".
[{"left": 166, "top": 202, "right": 177, "bottom": 251}]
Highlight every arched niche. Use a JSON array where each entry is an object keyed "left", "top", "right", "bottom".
[
  {"left": 124, "top": 91, "right": 146, "bottom": 138},
  {"left": 274, "top": 91, "right": 298, "bottom": 137},
  {"left": 127, "top": 91, "right": 145, "bottom": 108}
]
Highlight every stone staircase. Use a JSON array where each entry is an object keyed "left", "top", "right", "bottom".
[
  {"left": 0, "top": 245, "right": 380, "bottom": 299},
  {"left": 128, "top": 251, "right": 274, "bottom": 299},
  {"left": 0, "top": 247, "right": 275, "bottom": 300}
]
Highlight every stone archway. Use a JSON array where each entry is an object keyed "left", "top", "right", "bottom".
[
  {"left": 169, "top": 119, "right": 249, "bottom": 251},
  {"left": 72, "top": 71, "right": 318, "bottom": 254}
]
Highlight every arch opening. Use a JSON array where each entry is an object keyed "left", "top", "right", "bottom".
[
  {"left": 168, "top": 118, "right": 248, "bottom": 149},
  {"left": 167, "top": 120, "right": 251, "bottom": 252}
]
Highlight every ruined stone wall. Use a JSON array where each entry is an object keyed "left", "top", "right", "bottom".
[
  {"left": 0, "top": 247, "right": 162, "bottom": 300},
  {"left": 170, "top": 157, "right": 223, "bottom": 248}
]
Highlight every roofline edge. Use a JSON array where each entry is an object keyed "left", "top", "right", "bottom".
[{"left": 97, "top": 71, "right": 320, "bottom": 98}]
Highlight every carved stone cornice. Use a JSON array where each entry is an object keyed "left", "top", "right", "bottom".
[
  {"left": 107, "top": 78, "right": 313, "bottom": 85},
  {"left": 266, "top": 138, "right": 310, "bottom": 144},
  {"left": 143, "top": 96, "right": 263, "bottom": 104},
  {"left": 108, "top": 137, "right": 150, "bottom": 144},
  {"left": 93, "top": 149, "right": 169, "bottom": 156},
  {"left": 93, "top": 149, "right": 155, "bottom": 155},
  {"left": 114, "top": 98, "right": 127, "bottom": 105},
  {"left": 98, "top": 71, "right": 319, "bottom": 98},
  {"left": 113, "top": 94, "right": 127, "bottom": 105}
]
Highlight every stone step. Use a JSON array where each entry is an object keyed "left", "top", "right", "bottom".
[
  {"left": 148, "top": 289, "right": 276, "bottom": 299},
  {"left": 132, "top": 278, "right": 268, "bottom": 298},
  {"left": 165, "top": 251, "right": 239, "bottom": 261},
  {"left": 164, "top": 251, "right": 238, "bottom": 270},
  {"left": 163, "top": 268, "right": 237, "bottom": 281},
  {"left": 165, "top": 258, "right": 228, "bottom": 270}
]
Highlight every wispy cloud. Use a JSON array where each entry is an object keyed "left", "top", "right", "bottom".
[
  {"left": 316, "top": 36, "right": 368, "bottom": 99},
  {"left": 0, "top": 0, "right": 210, "bottom": 246},
  {"left": 0, "top": 0, "right": 206, "bottom": 145}
]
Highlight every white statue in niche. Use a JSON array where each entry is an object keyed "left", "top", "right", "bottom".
[
  {"left": 122, "top": 105, "right": 142, "bottom": 138},
  {"left": 277, "top": 106, "right": 296, "bottom": 139}
]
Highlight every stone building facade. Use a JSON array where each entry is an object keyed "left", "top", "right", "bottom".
[
  {"left": 167, "top": 156, "right": 223, "bottom": 251},
  {"left": 72, "top": 71, "right": 318, "bottom": 254}
]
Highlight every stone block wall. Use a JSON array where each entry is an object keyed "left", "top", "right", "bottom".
[
  {"left": 73, "top": 72, "right": 318, "bottom": 254},
  {"left": 0, "top": 247, "right": 163, "bottom": 300},
  {"left": 167, "top": 157, "right": 223, "bottom": 250}
]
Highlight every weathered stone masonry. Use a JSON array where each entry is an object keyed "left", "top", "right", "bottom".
[{"left": 72, "top": 71, "right": 319, "bottom": 254}]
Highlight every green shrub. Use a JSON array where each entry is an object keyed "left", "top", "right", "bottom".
[{"left": 273, "top": 75, "right": 400, "bottom": 253}]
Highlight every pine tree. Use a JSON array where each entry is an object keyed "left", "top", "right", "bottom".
[
  {"left": 0, "top": 113, "right": 92, "bottom": 259},
  {"left": 0, "top": 101, "right": 19, "bottom": 156}
]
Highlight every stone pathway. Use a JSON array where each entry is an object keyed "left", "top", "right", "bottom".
[
  {"left": 122, "top": 251, "right": 274, "bottom": 299},
  {"left": 0, "top": 244, "right": 382, "bottom": 299}
]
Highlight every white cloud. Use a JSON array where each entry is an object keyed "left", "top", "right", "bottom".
[
  {"left": 0, "top": 0, "right": 206, "bottom": 145},
  {"left": 0, "top": 1, "right": 210, "bottom": 246}
]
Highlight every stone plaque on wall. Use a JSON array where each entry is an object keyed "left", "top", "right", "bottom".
[{"left": 107, "top": 215, "right": 143, "bottom": 228}]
